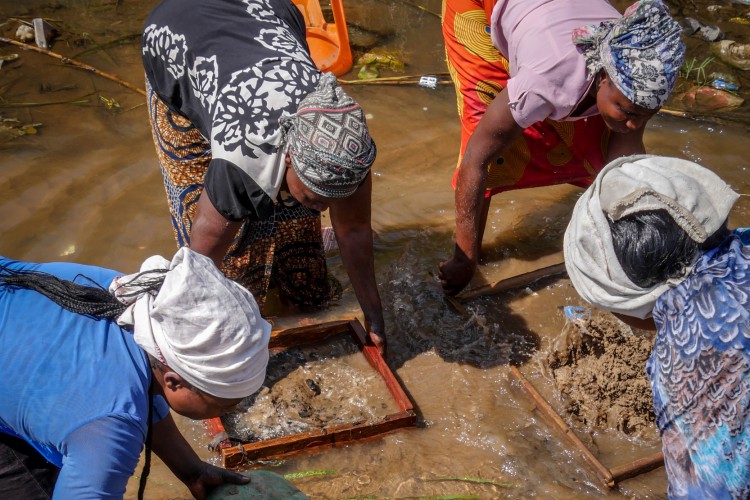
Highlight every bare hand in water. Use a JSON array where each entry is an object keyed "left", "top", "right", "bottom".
[
  {"left": 368, "top": 330, "right": 386, "bottom": 357},
  {"left": 438, "top": 255, "right": 476, "bottom": 295}
]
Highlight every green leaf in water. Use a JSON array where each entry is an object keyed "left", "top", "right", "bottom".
[
  {"left": 283, "top": 469, "right": 337, "bottom": 480},
  {"left": 358, "top": 64, "right": 379, "bottom": 80},
  {"left": 99, "top": 94, "right": 121, "bottom": 111},
  {"left": 256, "top": 459, "right": 286, "bottom": 467},
  {"left": 426, "top": 477, "right": 516, "bottom": 488},
  {"left": 356, "top": 52, "right": 406, "bottom": 72}
]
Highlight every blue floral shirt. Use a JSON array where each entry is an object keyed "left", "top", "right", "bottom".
[{"left": 649, "top": 229, "right": 750, "bottom": 499}]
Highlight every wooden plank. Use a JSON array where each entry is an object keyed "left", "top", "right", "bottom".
[
  {"left": 222, "top": 411, "right": 416, "bottom": 467},
  {"left": 510, "top": 366, "right": 615, "bottom": 488},
  {"left": 268, "top": 319, "right": 351, "bottom": 349},
  {"left": 349, "top": 320, "right": 414, "bottom": 413},
  {"left": 445, "top": 295, "right": 469, "bottom": 317},
  {"left": 456, "top": 262, "right": 567, "bottom": 301},
  {"left": 610, "top": 451, "right": 664, "bottom": 484}
]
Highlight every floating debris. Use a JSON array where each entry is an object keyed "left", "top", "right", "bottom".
[
  {"left": 0, "top": 53, "right": 19, "bottom": 70},
  {"left": 357, "top": 52, "right": 405, "bottom": 71},
  {"left": 283, "top": 470, "right": 336, "bottom": 480},
  {"left": 0, "top": 116, "right": 42, "bottom": 140},
  {"left": 425, "top": 477, "right": 516, "bottom": 488},
  {"left": 15, "top": 24, "right": 34, "bottom": 43},
  {"left": 418, "top": 75, "right": 439, "bottom": 89},
  {"left": 99, "top": 94, "right": 121, "bottom": 112},
  {"left": 356, "top": 51, "right": 406, "bottom": 80},
  {"left": 680, "top": 17, "right": 723, "bottom": 41},
  {"left": 358, "top": 64, "right": 379, "bottom": 80},
  {"left": 709, "top": 72, "right": 740, "bottom": 91},
  {"left": 675, "top": 85, "right": 745, "bottom": 112},
  {"left": 711, "top": 40, "right": 750, "bottom": 70},
  {"left": 32, "top": 18, "right": 58, "bottom": 50}
]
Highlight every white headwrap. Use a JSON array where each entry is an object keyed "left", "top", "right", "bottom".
[
  {"left": 109, "top": 247, "right": 270, "bottom": 399},
  {"left": 564, "top": 154, "right": 739, "bottom": 319}
]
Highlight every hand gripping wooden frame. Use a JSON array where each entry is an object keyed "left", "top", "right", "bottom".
[{"left": 204, "top": 319, "right": 416, "bottom": 468}]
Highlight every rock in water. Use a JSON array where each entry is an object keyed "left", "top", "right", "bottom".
[
  {"left": 207, "top": 470, "right": 309, "bottom": 500},
  {"left": 711, "top": 40, "right": 750, "bottom": 70},
  {"left": 675, "top": 85, "right": 745, "bottom": 112}
]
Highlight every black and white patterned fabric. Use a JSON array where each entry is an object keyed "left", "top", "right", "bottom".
[
  {"left": 142, "top": 0, "right": 322, "bottom": 221},
  {"left": 283, "top": 73, "right": 377, "bottom": 198}
]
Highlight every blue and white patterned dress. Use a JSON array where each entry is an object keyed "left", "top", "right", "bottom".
[{"left": 649, "top": 229, "right": 750, "bottom": 499}]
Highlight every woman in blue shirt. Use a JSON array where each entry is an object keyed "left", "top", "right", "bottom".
[{"left": 0, "top": 248, "right": 270, "bottom": 499}]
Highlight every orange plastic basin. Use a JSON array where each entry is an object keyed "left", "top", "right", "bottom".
[{"left": 292, "top": 0, "right": 353, "bottom": 76}]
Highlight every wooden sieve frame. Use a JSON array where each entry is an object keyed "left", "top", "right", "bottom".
[{"left": 204, "top": 319, "right": 416, "bottom": 468}]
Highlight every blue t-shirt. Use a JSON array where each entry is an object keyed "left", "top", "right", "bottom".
[{"left": 0, "top": 257, "right": 168, "bottom": 499}]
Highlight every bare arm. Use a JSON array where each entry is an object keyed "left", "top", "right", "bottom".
[
  {"left": 152, "top": 414, "right": 249, "bottom": 499},
  {"left": 612, "top": 312, "right": 656, "bottom": 331},
  {"left": 189, "top": 194, "right": 243, "bottom": 268},
  {"left": 439, "top": 89, "right": 523, "bottom": 294},
  {"left": 329, "top": 174, "right": 385, "bottom": 351}
]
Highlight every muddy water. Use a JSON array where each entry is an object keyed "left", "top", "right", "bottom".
[
  {"left": 223, "top": 334, "right": 400, "bottom": 443},
  {"left": 1, "top": 0, "right": 749, "bottom": 499}
]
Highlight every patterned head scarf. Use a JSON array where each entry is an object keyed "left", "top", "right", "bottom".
[
  {"left": 572, "top": 0, "right": 685, "bottom": 110},
  {"left": 282, "top": 72, "right": 377, "bottom": 199}
]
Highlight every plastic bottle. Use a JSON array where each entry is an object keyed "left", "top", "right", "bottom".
[{"left": 709, "top": 72, "right": 740, "bottom": 91}]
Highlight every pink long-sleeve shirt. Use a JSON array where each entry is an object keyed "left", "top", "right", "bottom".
[{"left": 490, "top": 0, "right": 621, "bottom": 128}]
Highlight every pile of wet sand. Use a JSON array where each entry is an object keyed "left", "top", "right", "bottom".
[
  {"left": 222, "top": 334, "right": 398, "bottom": 443},
  {"left": 547, "top": 311, "right": 656, "bottom": 436}
]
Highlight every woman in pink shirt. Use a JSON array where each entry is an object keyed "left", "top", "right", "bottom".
[{"left": 439, "top": 0, "right": 684, "bottom": 294}]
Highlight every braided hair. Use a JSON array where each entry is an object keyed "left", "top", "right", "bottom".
[
  {"left": 0, "top": 263, "right": 166, "bottom": 323},
  {"left": 0, "top": 262, "right": 167, "bottom": 499}
]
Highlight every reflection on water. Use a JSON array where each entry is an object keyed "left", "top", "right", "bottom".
[{"left": 0, "top": 0, "right": 748, "bottom": 498}]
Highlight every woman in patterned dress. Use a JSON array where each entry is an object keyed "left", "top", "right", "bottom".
[
  {"left": 565, "top": 155, "right": 750, "bottom": 499},
  {"left": 141, "top": 0, "right": 384, "bottom": 351},
  {"left": 439, "top": 0, "right": 685, "bottom": 295}
]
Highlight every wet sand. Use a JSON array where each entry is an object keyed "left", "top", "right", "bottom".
[
  {"left": 0, "top": 0, "right": 749, "bottom": 499},
  {"left": 223, "top": 334, "right": 399, "bottom": 444}
]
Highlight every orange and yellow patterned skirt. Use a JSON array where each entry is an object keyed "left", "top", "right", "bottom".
[{"left": 442, "top": 0, "right": 610, "bottom": 197}]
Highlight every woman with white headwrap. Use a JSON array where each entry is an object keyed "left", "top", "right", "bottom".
[
  {"left": 440, "top": 0, "right": 686, "bottom": 295},
  {"left": 0, "top": 248, "right": 271, "bottom": 499},
  {"left": 565, "top": 155, "right": 750, "bottom": 498}
]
